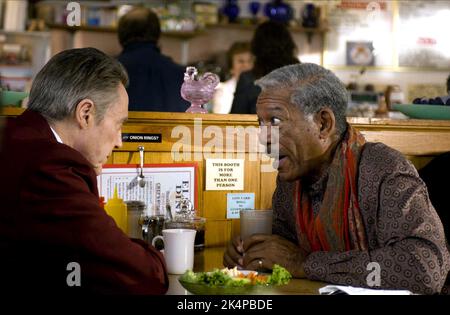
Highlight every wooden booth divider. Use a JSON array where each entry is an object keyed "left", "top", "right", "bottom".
[{"left": 3, "top": 108, "right": 450, "bottom": 247}]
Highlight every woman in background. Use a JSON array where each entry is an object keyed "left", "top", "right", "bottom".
[
  {"left": 212, "top": 42, "right": 253, "bottom": 114},
  {"left": 230, "top": 21, "right": 300, "bottom": 114}
]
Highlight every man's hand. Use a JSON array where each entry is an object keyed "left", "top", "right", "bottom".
[
  {"left": 223, "top": 235, "right": 245, "bottom": 268},
  {"left": 242, "top": 234, "right": 307, "bottom": 278}
]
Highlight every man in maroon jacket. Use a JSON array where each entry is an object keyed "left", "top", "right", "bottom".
[{"left": 0, "top": 48, "right": 168, "bottom": 294}]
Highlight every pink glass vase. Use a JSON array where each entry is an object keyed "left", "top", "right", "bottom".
[{"left": 181, "top": 67, "right": 219, "bottom": 114}]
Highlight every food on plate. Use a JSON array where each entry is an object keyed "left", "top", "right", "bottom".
[{"left": 179, "top": 264, "right": 292, "bottom": 287}]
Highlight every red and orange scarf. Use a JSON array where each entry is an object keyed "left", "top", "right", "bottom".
[{"left": 295, "top": 125, "right": 368, "bottom": 253}]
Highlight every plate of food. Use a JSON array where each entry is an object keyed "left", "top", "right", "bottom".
[
  {"left": 178, "top": 264, "right": 292, "bottom": 295},
  {"left": 392, "top": 103, "right": 450, "bottom": 120}
]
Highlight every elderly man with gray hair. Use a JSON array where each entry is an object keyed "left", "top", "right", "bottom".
[
  {"left": 224, "top": 63, "right": 450, "bottom": 294},
  {"left": 0, "top": 48, "right": 168, "bottom": 294}
]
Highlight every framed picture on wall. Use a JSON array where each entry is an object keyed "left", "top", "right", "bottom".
[
  {"left": 324, "top": 1, "right": 394, "bottom": 68},
  {"left": 346, "top": 41, "right": 375, "bottom": 66}
]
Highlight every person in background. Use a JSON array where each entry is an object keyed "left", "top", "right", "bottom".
[
  {"left": 212, "top": 42, "right": 253, "bottom": 114},
  {"left": 0, "top": 106, "right": 3, "bottom": 151},
  {"left": 230, "top": 21, "right": 300, "bottom": 114},
  {"left": 416, "top": 73, "right": 450, "bottom": 294},
  {"left": 0, "top": 48, "right": 168, "bottom": 294},
  {"left": 417, "top": 73, "right": 450, "bottom": 243},
  {"left": 419, "top": 154, "right": 450, "bottom": 243},
  {"left": 117, "top": 7, "right": 189, "bottom": 112},
  {"left": 224, "top": 63, "right": 450, "bottom": 294},
  {"left": 447, "top": 74, "right": 450, "bottom": 94}
]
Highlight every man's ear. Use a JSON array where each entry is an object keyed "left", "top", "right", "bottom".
[
  {"left": 315, "top": 107, "right": 336, "bottom": 140},
  {"left": 74, "top": 99, "right": 95, "bottom": 129}
]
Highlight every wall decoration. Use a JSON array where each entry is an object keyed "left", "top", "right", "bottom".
[{"left": 346, "top": 41, "right": 375, "bottom": 66}]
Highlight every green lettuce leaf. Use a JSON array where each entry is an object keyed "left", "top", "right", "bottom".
[{"left": 267, "top": 264, "right": 292, "bottom": 285}]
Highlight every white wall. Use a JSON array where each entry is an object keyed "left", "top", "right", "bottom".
[{"left": 330, "top": 68, "right": 449, "bottom": 102}]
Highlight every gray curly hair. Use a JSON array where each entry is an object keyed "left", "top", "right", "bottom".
[{"left": 255, "top": 63, "right": 348, "bottom": 137}]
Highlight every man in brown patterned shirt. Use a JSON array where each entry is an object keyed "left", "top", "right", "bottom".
[{"left": 223, "top": 63, "right": 450, "bottom": 294}]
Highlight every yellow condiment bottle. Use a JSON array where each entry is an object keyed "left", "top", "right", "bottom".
[{"left": 104, "top": 186, "right": 128, "bottom": 233}]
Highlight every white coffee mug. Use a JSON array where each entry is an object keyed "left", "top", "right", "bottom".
[{"left": 152, "top": 229, "right": 196, "bottom": 274}]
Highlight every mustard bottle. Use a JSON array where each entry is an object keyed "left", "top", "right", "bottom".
[{"left": 104, "top": 186, "right": 128, "bottom": 233}]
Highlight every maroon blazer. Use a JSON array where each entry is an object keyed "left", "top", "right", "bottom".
[{"left": 0, "top": 110, "right": 168, "bottom": 294}]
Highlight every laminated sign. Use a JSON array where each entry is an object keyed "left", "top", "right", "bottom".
[{"left": 205, "top": 159, "right": 244, "bottom": 191}]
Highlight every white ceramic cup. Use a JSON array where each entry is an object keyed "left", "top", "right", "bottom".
[{"left": 152, "top": 229, "right": 196, "bottom": 274}]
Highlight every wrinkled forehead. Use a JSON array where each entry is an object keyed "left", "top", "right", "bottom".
[
  {"left": 257, "top": 88, "right": 295, "bottom": 109},
  {"left": 256, "top": 88, "right": 316, "bottom": 125}
]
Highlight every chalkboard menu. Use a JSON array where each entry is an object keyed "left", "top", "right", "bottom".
[{"left": 398, "top": 0, "right": 450, "bottom": 69}]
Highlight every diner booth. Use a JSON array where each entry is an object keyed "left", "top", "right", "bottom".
[
  {"left": 3, "top": 107, "right": 450, "bottom": 295},
  {"left": 1, "top": 0, "right": 450, "bottom": 296},
  {"left": 3, "top": 108, "right": 450, "bottom": 248}
]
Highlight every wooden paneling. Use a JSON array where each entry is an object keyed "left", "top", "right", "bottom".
[
  {"left": 205, "top": 219, "right": 232, "bottom": 247},
  {"left": 260, "top": 170, "right": 278, "bottom": 210},
  {"left": 350, "top": 117, "right": 450, "bottom": 156},
  {"left": 4, "top": 109, "right": 450, "bottom": 246}
]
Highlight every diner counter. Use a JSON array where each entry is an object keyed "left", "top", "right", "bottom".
[{"left": 166, "top": 246, "right": 326, "bottom": 295}]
